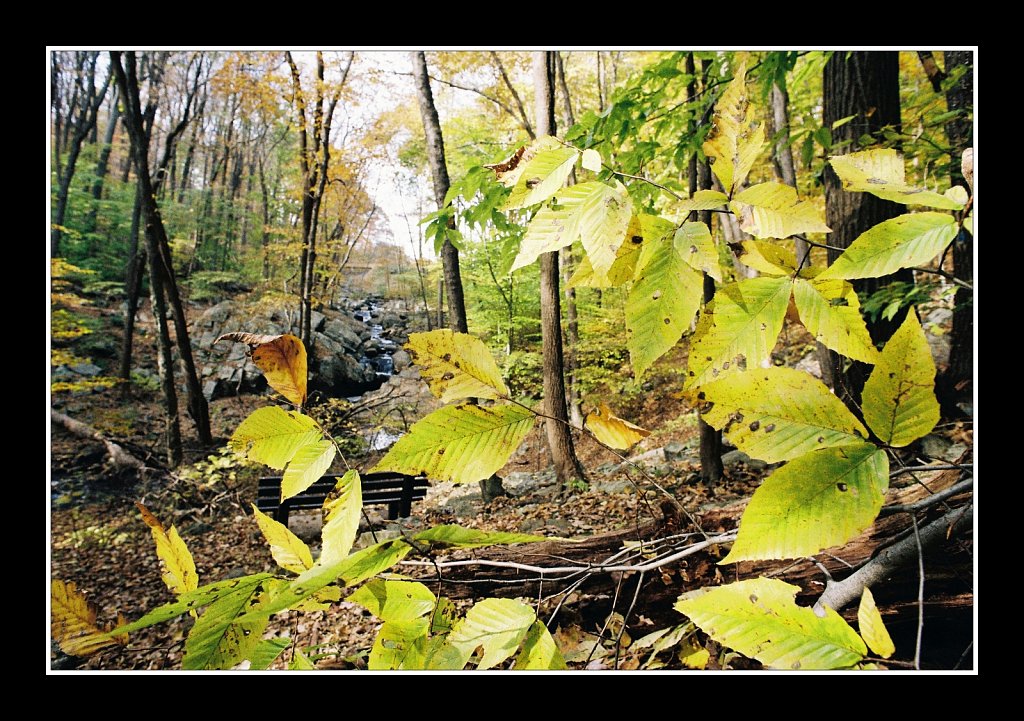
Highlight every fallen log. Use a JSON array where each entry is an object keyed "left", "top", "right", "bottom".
[{"left": 51, "top": 410, "right": 147, "bottom": 475}]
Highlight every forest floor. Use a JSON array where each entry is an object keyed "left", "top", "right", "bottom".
[{"left": 49, "top": 292, "right": 974, "bottom": 671}]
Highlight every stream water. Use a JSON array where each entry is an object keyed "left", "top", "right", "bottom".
[{"left": 352, "top": 300, "right": 401, "bottom": 451}]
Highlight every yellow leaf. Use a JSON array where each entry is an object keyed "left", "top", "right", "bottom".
[
  {"left": 251, "top": 505, "right": 314, "bottom": 574},
  {"left": 320, "top": 470, "right": 362, "bottom": 566},
  {"left": 136, "top": 502, "right": 199, "bottom": 596},
  {"left": 216, "top": 332, "right": 307, "bottom": 406},
  {"left": 857, "top": 587, "right": 895, "bottom": 658},
  {"left": 405, "top": 329, "right": 509, "bottom": 402},
  {"left": 581, "top": 148, "right": 602, "bottom": 172},
  {"left": 702, "top": 55, "right": 765, "bottom": 194},
  {"left": 51, "top": 579, "right": 126, "bottom": 657},
  {"left": 585, "top": 402, "right": 651, "bottom": 450}
]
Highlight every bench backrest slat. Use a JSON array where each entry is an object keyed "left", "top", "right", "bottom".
[{"left": 255, "top": 472, "right": 429, "bottom": 524}]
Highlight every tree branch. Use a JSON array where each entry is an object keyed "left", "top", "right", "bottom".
[{"left": 814, "top": 505, "right": 972, "bottom": 614}]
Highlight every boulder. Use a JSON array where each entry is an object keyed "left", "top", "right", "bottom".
[{"left": 391, "top": 349, "right": 412, "bottom": 371}]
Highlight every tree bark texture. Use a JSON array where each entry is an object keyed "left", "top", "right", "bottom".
[
  {"left": 823, "top": 51, "right": 908, "bottom": 411},
  {"left": 534, "top": 51, "right": 585, "bottom": 488}
]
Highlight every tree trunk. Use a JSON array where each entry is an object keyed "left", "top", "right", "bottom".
[
  {"left": 410, "top": 51, "right": 468, "bottom": 334},
  {"left": 118, "top": 181, "right": 145, "bottom": 389},
  {"left": 822, "top": 51, "right": 907, "bottom": 411},
  {"left": 936, "top": 51, "right": 974, "bottom": 415},
  {"left": 146, "top": 239, "right": 183, "bottom": 468},
  {"left": 85, "top": 85, "right": 121, "bottom": 235},
  {"left": 111, "top": 51, "right": 211, "bottom": 449},
  {"left": 534, "top": 51, "right": 585, "bottom": 490},
  {"left": 689, "top": 55, "right": 723, "bottom": 488}
]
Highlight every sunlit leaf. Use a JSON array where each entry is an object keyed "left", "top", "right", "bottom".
[
  {"left": 319, "top": 469, "right": 362, "bottom": 566},
  {"left": 405, "top": 329, "right": 509, "bottom": 402},
  {"left": 792, "top": 278, "right": 879, "bottom": 364},
  {"left": 675, "top": 578, "right": 867, "bottom": 669},
  {"left": 441, "top": 598, "right": 537, "bottom": 670},
  {"left": 702, "top": 56, "right": 765, "bottom": 193},
  {"left": 585, "top": 402, "right": 651, "bottom": 450},
  {"left": 371, "top": 402, "right": 535, "bottom": 485},
  {"left": 818, "top": 213, "right": 958, "bottom": 281},
  {"left": 731, "top": 182, "right": 831, "bottom": 239},
  {"left": 413, "top": 524, "right": 549, "bottom": 548},
  {"left": 626, "top": 224, "right": 704, "bottom": 377},
  {"left": 289, "top": 649, "right": 315, "bottom": 670},
  {"left": 581, "top": 148, "right": 602, "bottom": 172},
  {"left": 737, "top": 240, "right": 799, "bottom": 276},
  {"left": 686, "top": 276, "right": 793, "bottom": 388},
  {"left": 721, "top": 443, "right": 888, "bottom": 563},
  {"left": 51, "top": 580, "right": 127, "bottom": 657},
  {"left": 281, "top": 438, "right": 335, "bottom": 501},
  {"left": 696, "top": 367, "right": 869, "bottom": 464},
  {"left": 251, "top": 505, "right": 313, "bottom": 574},
  {"left": 504, "top": 138, "right": 579, "bottom": 210},
  {"left": 675, "top": 189, "right": 729, "bottom": 214},
  {"left": 349, "top": 579, "right": 436, "bottom": 622},
  {"left": 216, "top": 332, "right": 307, "bottom": 406},
  {"left": 228, "top": 406, "right": 321, "bottom": 471},
  {"left": 829, "top": 149, "right": 963, "bottom": 209},
  {"left": 857, "top": 588, "right": 895, "bottom": 658},
  {"left": 136, "top": 502, "right": 199, "bottom": 596},
  {"left": 515, "top": 620, "right": 568, "bottom": 670},
  {"left": 568, "top": 216, "right": 644, "bottom": 288},
  {"left": 675, "top": 221, "right": 722, "bottom": 281},
  {"left": 182, "top": 578, "right": 269, "bottom": 670},
  {"left": 247, "top": 637, "right": 291, "bottom": 670},
  {"left": 861, "top": 313, "right": 940, "bottom": 446}
]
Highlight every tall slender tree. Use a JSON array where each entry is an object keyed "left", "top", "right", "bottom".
[
  {"left": 534, "top": 51, "right": 585, "bottom": 490},
  {"left": 111, "top": 51, "right": 212, "bottom": 453}
]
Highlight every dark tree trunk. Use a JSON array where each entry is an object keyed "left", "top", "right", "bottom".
[
  {"left": 689, "top": 55, "right": 724, "bottom": 488},
  {"left": 85, "top": 85, "right": 121, "bottom": 235},
  {"left": 410, "top": 51, "right": 468, "bottom": 334},
  {"left": 534, "top": 51, "right": 585, "bottom": 490},
  {"left": 118, "top": 181, "right": 145, "bottom": 389},
  {"left": 146, "top": 223, "right": 183, "bottom": 468},
  {"left": 111, "top": 51, "right": 212, "bottom": 452},
  {"left": 937, "top": 51, "right": 974, "bottom": 415},
  {"left": 823, "top": 51, "right": 908, "bottom": 412}
]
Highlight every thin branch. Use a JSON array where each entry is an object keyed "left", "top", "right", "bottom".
[
  {"left": 879, "top": 478, "right": 973, "bottom": 516},
  {"left": 489, "top": 51, "right": 535, "bottom": 139},
  {"left": 912, "top": 265, "right": 972, "bottom": 290},
  {"left": 614, "top": 571, "right": 645, "bottom": 669},
  {"left": 889, "top": 463, "right": 972, "bottom": 478},
  {"left": 910, "top": 515, "right": 925, "bottom": 671}
]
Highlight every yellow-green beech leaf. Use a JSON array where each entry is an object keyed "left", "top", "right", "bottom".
[
  {"left": 216, "top": 332, "right": 307, "bottom": 407},
  {"left": 444, "top": 598, "right": 537, "bottom": 670},
  {"left": 51, "top": 580, "right": 127, "bottom": 657},
  {"left": 228, "top": 406, "right": 322, "bottom": 471},
  {"left": 581, "top": 147, "right": 602, "bottom": 172},
  {"left": 504, "top": 139, "right": 579, "bottom": 210},
  {"left": 182, "top": 578, "right": 269, "bottom": 670},
  {"left": 515, "top": 620, "right": 568, "bottom": 670},
  {"left": 963, "top": 212, "right": 972, "bottom": 236},
  {"left": 585, "top": 402, "right": 651, "bottom": 450},
  {"left": 702, "top": 56, "right": 765, "bottom": 194},
  {"left": 413, "top": 524, "right": 548, "bottom": 548},
  {"left": 568, "top": 216, "right": 644, "bottom": 288},
  {"left": 371, "top": 402, "right": 535, "bottom": 485},
  {"left": 405, "top": 329, "right": 509, "bottom": 402},
  {"left": 697, "top": 367, "right": 869, "bottom": 464},
  {"left": 675, "top": 578, "right": 868, "bottom": 669},
  {"left": 349, "top": 579, "right": 436, "bottom": 622},
  {"left": 247, "top": 637, "right": 291, "bottom": 670},
  {"left": 626, "top": 226, "right": 704, "bottom": 378},
  {"left": 251, "top": 505, "right": 313, "bottom": 574},
  {"left": 281, "top": 438, "right": 335, "bottom": 501},
  {"left": 319, "top": 469, "right": 361, "bottom": 566},
  {"left": 578, "top": 180, "right": 633, "bottom": 281},
  {"left": 488, "top": 139, "right": 546, "bottom": 188},
  {"left": 861, "top": 313, "right": 940, "bottom": 446},
  {"left": 686, "top": 276, "right": 793, "bottom": 388},
  {"left": 675, "top": 189, "right": 729, "bottom": 214},
  {"left": 289, "top": 649, "right": 315, "bottom": 670},
  {"left": 675, "top": 221, "right": 722, "bottom": 281},
  {"left": 721, "top": 443, "right": 888, "bottom": 563},
  {"left": 737, "top": 240, "right": 801, "bottom": 276},
  {"left": 857, "top": 587, "right": 895, "bottom": 658},
  {"left": 291, "top": 585, "right": 342, "bottom": 612},
  {"left": 111, "top": 573, "right": 273, "bottom": 636},
  {"left": 511, "top": 181, "right": 600, "bottom": 272},
  {"left": 944, "top": 185, "right": 969, "bottom": 206},
  {"left": 793, "top": 278, "right": 880, "bottom": 364},
  {"left": 731, "top": 182, "right": 831, "bottom": 239},
  {"left": 829, "top": 149, "right": 962, "bottom": 210},
  {"left": 818, "top": 213, "right": 958, "bottom": 281},
  {"left": 136, "top": 502, "right": 199, "bottom": 596},
  {"left": 368, "top": 618, "right": 430, "bottom": 670},
  {"left": 244, "top": 540, "right": 412, "bottom": 621}
]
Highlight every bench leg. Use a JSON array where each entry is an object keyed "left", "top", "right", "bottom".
[
  {"left": 399, "top": 477, "right": 414, "bottom": 518},
  {"left": 387, "top": 501, "right": 399, "bottom": 520},
  {"left": 275, "top": 503, "right": 290, "bottom": 526}
]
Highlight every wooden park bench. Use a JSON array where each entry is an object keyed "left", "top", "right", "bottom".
[{"left": 257, "top": 472, "right": 430, "bottom": 525}]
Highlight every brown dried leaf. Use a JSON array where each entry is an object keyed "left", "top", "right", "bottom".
[{"left": 217, "top": 332, "right": 307, "bottom": 406}]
